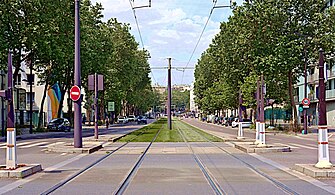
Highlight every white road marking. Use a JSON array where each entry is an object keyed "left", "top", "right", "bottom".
[
  {"left": 20, "top": 142, "right": 49, "bottom": 148},
  {"left": 0, "top": 141, "right": 36, "bottom": 149},
  {"left": 289, "top": 143, "right": 316, "bottom": 150},
  {"left": 39, "top": 142, "right": 65, "bottom": 148},
  {"left": 274, "top": 143, "right": 299, "bottom": 149}
]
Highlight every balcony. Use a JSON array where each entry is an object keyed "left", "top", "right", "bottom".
[
  {"left": 326, "top": 89, "right": 335, "bottom": 100},
  {"left": 307, "top": 73, "right": 318, "bottom": 84}
]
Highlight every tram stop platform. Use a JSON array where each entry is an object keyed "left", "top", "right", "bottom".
[
  {"left": 0, "top": 164, "right": 42, "bottom": 178},
  {"left": 293, "top": 164, "right": 335, "bottom": 178},
  {"left": 222, "top": 137, "right": 255, "bottom": 142},
  {"left": 45, "top": 142, "right": 103, "bottom": 154},
  {"left": 234, "top": 141, "right": 291, "bottom": 153}
]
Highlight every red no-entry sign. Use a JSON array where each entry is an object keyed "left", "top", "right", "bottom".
[
  {"left": 302, "top": 98, "right": 310, "bottom": 106},
  {"left": 70, "top": 85, "right": 81, "bottom": 101}
]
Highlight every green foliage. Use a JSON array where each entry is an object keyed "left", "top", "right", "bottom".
[
  {"left": 0, "top": 0, "right": 155, "bottom": 118},
  {"left": 194, "top": 0, "right": 335, "bottom": 125}
]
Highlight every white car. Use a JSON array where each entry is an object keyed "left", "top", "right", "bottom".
[
  {"left": 127, "top": 115, "right": 136, "bottom": 122},
  {"left": 117, "top": 116, "right": 128, "bottom": 124},
  {"left": 232, "top": 119, "right": 253, "bottom": 128}
]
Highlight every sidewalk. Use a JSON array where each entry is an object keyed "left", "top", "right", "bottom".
[{"left": 0, "top": 124, "right": 120, "bottom": 142}]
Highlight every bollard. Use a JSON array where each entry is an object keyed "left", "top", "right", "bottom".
[
  {"left": 255, "top": 121, "right": 260, "bottom": 144},
  {"left": 257, "top": 122, "right": 266, "bottom": 147},
  {"left": 315, "top": 126, "right": 332, "bottom": 168}
]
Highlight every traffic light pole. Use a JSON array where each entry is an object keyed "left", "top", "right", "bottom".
[
  {"left": 258, "top": 74, "right": 266, "bottom": 147},
  {"left": 303, "top": 45, "right": 308, "bottom": 134},
  {"left": 74, "top": 0, "right": 82, "bottom": 148},
  {"left": 255, "top": 79, "right": 260, "bottom": 144}
]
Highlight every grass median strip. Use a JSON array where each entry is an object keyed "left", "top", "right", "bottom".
[{"left": 117, "top": 118, "right": 223, "bottom": 142}]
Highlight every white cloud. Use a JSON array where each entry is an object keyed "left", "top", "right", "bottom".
[
  {"left": 149, "top": 8, "right": 187, "bottom": 25},
  {"left": 157, "top": 29, "right": 181, "bottom": 39},
  {"left": 153, "top": 40, "right": 168, "bottom": 44}
]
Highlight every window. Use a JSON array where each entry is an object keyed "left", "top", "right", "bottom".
[
  {"left": 27, "top": 74, "right": 35, "bottom": 85},
  {"left": 14, "top": 74, "right": 21, "bottom": 85},
  {"left": 26, "top": 92, "right": 35, "bottom": 104}
]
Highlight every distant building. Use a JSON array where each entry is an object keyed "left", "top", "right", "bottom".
[{"left": 190, "top": 83, "right": 198, "bottom": 112}]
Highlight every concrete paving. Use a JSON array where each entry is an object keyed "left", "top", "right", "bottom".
[
  {"left": 46, "top": 141, "right": 103, "bottom": 154},
  {"left": 294, "top": 164, "right": 335, "bottom": 178},
  {"left": 0, "top": 164, "right": 42, "bottom": 178},
  {"left": 234, "top": 141, "right": 291, "bottom": 153}
]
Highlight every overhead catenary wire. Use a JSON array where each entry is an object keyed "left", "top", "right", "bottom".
[
  {"left": 181, "top": 0, "right": 218, "bottom": 84},
  {"left": 128, "top": 0, "right": 145, "bottom": 49},
  {"left": 128, "top": 0, "right": 159, "bottom": 86}
]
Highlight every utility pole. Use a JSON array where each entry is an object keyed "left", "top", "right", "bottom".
[
  {"left": 255, "top": 79, "right": 260, "bottom": 144},
  {"left": 29, "top": 57, "right": 33, "bottom": 134},
  {"left": 237, "top": 90, "right": 243, "bottom": 138},
  {"left": 74, "top": 0, "right": 82, "bottom": 148},
  {"left": 303, "top": 45, "right": 308, "bottom": 134},
  {"left": 167, "top": 58, "right": 172, "bottom": 130},
  {"left": 315, "top": 48, "right": 332, "bottom": 168},
  {"left": 258, "top": 74, "right": 266, "bottom": 147},
  {"left": 94, "top": 73, "right": 98, "bottom": 139}
]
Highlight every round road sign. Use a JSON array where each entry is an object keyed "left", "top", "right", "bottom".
[
  {"left": 302, "top": 98, "right": 310, "bottom": 106},
  {"left": 70, "top": 85, "right": 81, "bottom": 101}
]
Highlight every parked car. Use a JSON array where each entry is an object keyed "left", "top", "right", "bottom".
[
  {"left": 47, "top": 118, "right": 71, "bottom": 131},
  {"left": 232, "top": 119, "right": 253, "bottom": 128},
  {"left": 224, "top": 117, "right": 236, "bottom": 126},
  {"left": 127, "top": 115, "right": 136, "bottom": 122},
  {"left": 117, "top": 116, "right": 128, "bottom": 124},
  {"left": 137, "top": 116, "right": 147, "bottom": 124}
]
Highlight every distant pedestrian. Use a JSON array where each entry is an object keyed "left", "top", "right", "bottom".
[
  {"left": 82, "top": 115, "right": 86, "bottom": 125},
  {"left": 106, "top": 117, "right": 109, "bottom": 129}
]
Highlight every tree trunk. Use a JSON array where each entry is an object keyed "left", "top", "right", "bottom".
[
  {"left": 288, "top": 71, "right": 299, "bottom": 131},
  {"left": 38, "top": 78, "right": 49, "bottom": 128}
]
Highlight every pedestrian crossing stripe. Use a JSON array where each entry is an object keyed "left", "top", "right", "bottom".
[
  {"left": 20, "top": 142, "right": 49, "bottom": 148},
  {"left": 0, "top": 141, "right": 66, "bottom": 149}
]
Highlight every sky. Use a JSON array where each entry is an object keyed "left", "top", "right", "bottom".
[{"left": 91, "top": 0, "right": 243, "bottom": 86}]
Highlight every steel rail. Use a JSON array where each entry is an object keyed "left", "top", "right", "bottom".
[
  {"left": 175, "top": 123, "right": 226, "bottom": 195},
  {"left": 40, "top": 126, "right": 152, "bottom": 195},
  {"left": 113, "top": 125, "right": 163, "bottom": 195},
  {"left": 178, "top": 121, "right": 300, "bottom": 195}
]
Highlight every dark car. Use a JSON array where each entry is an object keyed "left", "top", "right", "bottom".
[
  {"left": 224, "top": 117, "right": 236, "bottom": 126},
  {"left": 137, "top": 116, "right": 147, "bottom": 124},
  {"left": 47, "top": 118, "right": 71, "bottom": 131}
]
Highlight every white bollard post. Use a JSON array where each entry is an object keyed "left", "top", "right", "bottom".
[
  {"left": 255, "top": 121, "right": 260, "bottom": 144},
  {"left": 238, "top": 122, "right": 243, "bottom": 138},
  {"left": 6, "top": 127, "right": 17, "bottom": 169},
  {"left": 257, "top": 122, "right": 266, "bottom": 147},
  {"left": 315, "top": 126, "right": 332, "bottom": 168}
]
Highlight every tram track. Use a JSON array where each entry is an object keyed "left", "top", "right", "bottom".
[
  {"left": 40, "top": 123, "right": 163, "bottom": 195},
  {"left": 176, "top": 124, "right": 226, "bottom": 195},
  {"left": 113, "top": 125, "right": 163, "bottom": 195},
  {"left": 177, "top": 121, "right": 300, "bottom": 195}
]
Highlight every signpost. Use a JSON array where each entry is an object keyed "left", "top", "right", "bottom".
[{"left": 88, "top": 74, "right": 104, "bottom": 139}]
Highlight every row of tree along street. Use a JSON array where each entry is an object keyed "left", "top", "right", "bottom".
[
  {"left": 0, "top": 0, "right": 159, "bottom": 128},
  {"left": 194, "top": 0, "right": 335, "bottom": 130}
]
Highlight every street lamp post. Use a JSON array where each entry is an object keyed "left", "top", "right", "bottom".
[
  {"left": 315, "top": 48, "right": 332, "bottom": 168},
  {"left": 303, "top": 45, "right": 308, "bottom": 134},
  {"left": 74, "top": 0, "right": 82, "bottom": 148}
]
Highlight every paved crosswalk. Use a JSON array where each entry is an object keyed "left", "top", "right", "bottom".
[{"left": 0, "top": 141, "right": 65, "bottom": 149}]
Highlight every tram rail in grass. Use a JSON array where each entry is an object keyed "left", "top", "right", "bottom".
[{"left": 118, "top": 118, "right": 223, "bottom": 142}]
